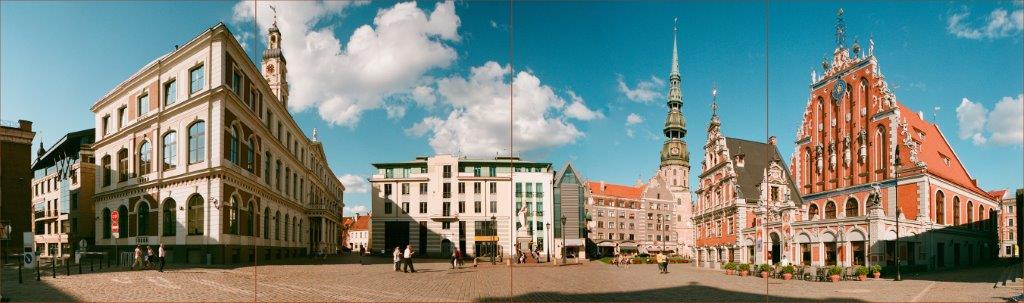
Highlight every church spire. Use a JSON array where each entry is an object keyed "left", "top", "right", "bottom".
[
  {"left": 671, "top": 18, "right": 679, "bottom": 76},
  {"left": 660, "top": 18, "right": 688, "bottom": 169}
]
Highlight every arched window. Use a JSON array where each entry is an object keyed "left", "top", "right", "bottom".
[
  {"left": 246, "top": 137, "right": 255, "bottom": 173},
  {"left": 292, "top": 219, "right": 298, "bottom": 242},
  {"left": 953, "top": 197, "right": 961, "bottom": 225},
  {"left": 163, "top": 132, "right": 177, "bottom": 170},
  {"left": 246, "top": 201, "right": 255, "bottom": 236},
  {"left": 275, "top": 160, "right": 282, "bottom": 190},
  {"left": 275, "top": 211, "right": 281, "bottom": 240},
  {"left": 935, "top": 191, "right": 945, "bottom": 225},
  {"left": 163, "top": 199, "right": 176, "bottom": 236},
  {"left": 138, "top": 141, "right": 151, "bottom": 175},
  {"left": 263, "top": 207, "right": 270, "bottom": 239},
  {"left": 875, "top": 126, "right": 886, "bottom": 177},
  {"left": 226, "top": 125, "right": 239, "bottom": 164},
  {"left": 845, "top": 198, "right": 859, "bottom": 217},
  {"left": 118, "top": 148, "right": 129, "bottom": 182},
  {"left": 805, "top": 147, "right": 813, "bottom": 189},
  {"left": 825, "top": 201, "right": 837, "bottom": 219},
  {"left": 102, "top": 208, "right": 112, "bottom": 239},
  {"left": 102, "top": 155, "right": 112, "bottom": 186},
  {"left": 967, "top": 201, "right": 974, "bottom": 226},
  {"left": 188, "top": 121, "right": 205, "bottom": 164},
  {"left": 228, "top": 196, "right": 239, "bottom": 234},
  {"left": 263, "top": 152, "right": 272, "bottom": 184},
  {"left": 138, "top": 201, "right": 150, "bottom": 236},
  {"left": 187, "top": 195, "right": 204, "bottom": 235},
  {"left": 118, "top": 205, "right": 129, "bottom": 238},
  {"left": 297, "top": 219, "right": 302, "bottom": 243},
  {"left": 809, "top": 204, "right": 820, "bottom": 220}
]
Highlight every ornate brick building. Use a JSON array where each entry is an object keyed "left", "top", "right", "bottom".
[{"left": 786, "top": 10, "right": 999, "bottom": 268}]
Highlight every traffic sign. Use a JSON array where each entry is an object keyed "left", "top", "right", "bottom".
[
  {"left": 111, "top": 210, "right": 120, "bottom": 238},
  {"left": 23, "top": 252, "right": 35, "bottom": 268}
]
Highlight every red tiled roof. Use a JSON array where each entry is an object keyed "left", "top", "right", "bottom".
[
  {"left": 351, "top": 215, "right": 370, "bottom": 231},
  {"left": 586, "top": 181, "right": 644, "bottom": 199},
  {"left": 989, "top": 190, "right": 1009, "bottom": 200},
  {"left": 896, "top": 104, "right": 991, "bottom": 199}
]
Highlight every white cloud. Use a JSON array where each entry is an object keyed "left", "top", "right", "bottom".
[
  {"left": 407, "top": 61, "right": 584, "bottom": 157},
  {"left": 955, "top": 94, "right": 1023, "bottom": 146},
  {"left": 490, "top": 20, "right": 498, "bottom": 28},
  {"left": 947, "top": 7, "right": 1024, "bottom": 40},
  {"left": 988, "top": 94, "right": 1024, "bottom": 145},
  {"left": 626, "top": 129, "right": 635, "bottom": 138},
  {"left": 411, "top": 85, "right": 437, "bottom": 107},
  {"left": 338, "top": 174, "right": 370, "bottom": 193},
  {"left": 563, "top": 91, "right": 603, "bottom": 121},
  {"left": 232, "top": 1, "right": 461, "bottom": 127},
  {"left": 344, "top": 204, "right": 369, "bottom": 216},
  {"left": 626, "top": 113, "right": 644, "bottom": 125},
  {"left": 616, "top": 74, "right": 663, "bottom": 103}
]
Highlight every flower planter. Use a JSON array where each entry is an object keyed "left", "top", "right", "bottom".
[
  {"left": 761, "top": 272, "right": 770, "bottom": 279},
  {"left": 857, "top": 275, "right": 867, "bottom": 281},
  {"left": 829, "top": 275, "right": 841, "bottom": 283},
  {"left": 783, "top": 273, "right": 792, "bottom": 280},
  {"left": 726, "top": 270, "right": 734, "bottom": 275},
  {"left": 739, "top": 271, "right": 749, "bottom": 277},
  {"left": 872, "top": 272, "right": 880, "bottom": 279}
]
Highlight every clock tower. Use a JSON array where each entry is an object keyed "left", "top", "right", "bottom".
[
  {"left": 656, "top": 21, "right": 694, "bottom": 256},
  {"left": 262, "top": 15, "right": 289, "bottom": 107}
]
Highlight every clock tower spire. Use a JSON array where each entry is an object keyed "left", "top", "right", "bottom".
[
  {"left": 656, "top": 19, "right": 694, "bottom": 257},
  {"left": 262, "top": 8, "right": 289, "bottom": 107}
]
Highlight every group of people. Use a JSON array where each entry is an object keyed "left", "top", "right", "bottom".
[
  {"left": 131, "top": 243, "right": 166, "bottom": 272},
  {"left": 392, "top": 245, "right": 417, "bottom": 273},
  {"left": 655, "top": 252, "right": 670, "bottom": 274},
  {"left": 613, "top": 253, "right": 635, "bottom": 267}
]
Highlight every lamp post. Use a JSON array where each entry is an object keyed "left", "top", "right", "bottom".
[
  {"left": 894, "top": 147, "right": 902, "bottom": 281},
  {"left": 560, "top": 215, "right": 567, "bottom": 265},
  {"left": 490, "top": 215, "right": 496, "bottom": 265},
  {"left": 545, "top": 223, "right": 551, "bottom": 263}
]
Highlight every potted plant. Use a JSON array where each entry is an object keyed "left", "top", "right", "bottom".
[
  {"left": 758, "top": 264, "right": 772, "bottom": 279},
  {"left": 855, "top": 265, "right": 868, "bottom": 281},
  {"left": 781, "top": 265, "right": 796, "bottom": 280},
  {"left": 827, "top": 266, "right": 843, "bottom": 283},
  {"left": 870, "top": 264, "right": 882, "bottom": 279},
  {"left": 723, "top": 262, "right": 736, "bottom": 275},
  {"left": 738, "top": 263, "right": 750, "bottom": 276}
]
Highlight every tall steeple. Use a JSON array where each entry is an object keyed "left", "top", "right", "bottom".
[
  {"left": 660, "top": 19, "right": 688, "bottom": 168},
  {"left": 262, "top": 6, "right": 289, "bottom": 107}
]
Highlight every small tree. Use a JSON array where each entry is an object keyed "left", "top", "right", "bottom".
[
  {"left": 781, "top": 264, "right": 796, "bottom": 274},
  {"left": 724, "top": 262, "right": 736, "bottom": 270},
  {"left": 738, "top": 263, "right": 751, "bottom": 272}
]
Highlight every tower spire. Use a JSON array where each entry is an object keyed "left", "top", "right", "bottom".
[
  {"left": 660, "top": 18, "right": 688, "bottom": 169},
  {"left": 835, "top": 8, "right": 846, "bottom": 48},
  {"left": 671, "top": 17, "right": 679, "bottom": 76}
]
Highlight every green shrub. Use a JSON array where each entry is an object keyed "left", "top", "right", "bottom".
[
  {"left": 723, "top": 262, "right": 736, "bottom": 270},
  {"left": 827, "top": 265, "right": 843, "bottom": 276},
  {"left": 870, "top": 264, "right": 882, "bottom": 273},
  {"left": 738, "top": 263, "right": 750, "bottom": 271},
  {"left": 757, "top": 264, "right": 772, "bottom": 273},
  {"left": 781, "top": 264, "right": 796, "bottom": 274},
  {"left": 855, "top": 265, "right": 869, "bottom": 276}
]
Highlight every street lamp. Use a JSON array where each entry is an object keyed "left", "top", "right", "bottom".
[
  {"left": 894, "top": 148, "right": 902, "bottom": 281},
  {"left": 560, "top": 215, "right": 567, "bottom": 265},
  {"left": 545, "top": 223, "right": 551, "bottom": 263}
]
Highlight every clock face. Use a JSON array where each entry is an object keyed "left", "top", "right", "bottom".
[
  {"left": 265, "top": 64, "right": 275, "bottom": 74},
  {"left": 670, "top": 147, "right": 679, "bottom": 155},
  {"left": 831, "top": 79, "right": 847, "bottom": 103}
]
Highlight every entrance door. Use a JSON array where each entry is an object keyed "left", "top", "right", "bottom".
[
  {"left": 384, "top": 221, "right": 410, "bottom": 252},
  {"left": 475, "top": 241, "right": 497, "bottom": 262},
  {"left": 936, "top": 243, "right": 945, "bottom": 268},
  {"left": 953, "top": 243, "right": 961, "bottom": 267},
  {"left": 458, "top": 221, "right": 466, "bottom": 254},
  {"left": 418, "top": 222, "right": 427, "bottom": 255},
  {"left": 441, "top": 239, "right": 453, "bottom": 257}
]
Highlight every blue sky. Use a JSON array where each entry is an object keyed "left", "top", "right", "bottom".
[{"left": 2, "top": 1, "right": 1020, "bottom": 216}]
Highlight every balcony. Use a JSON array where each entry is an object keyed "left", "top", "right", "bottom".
[{"left": 429, "top": 212, "right": 458, "bottom": 222}]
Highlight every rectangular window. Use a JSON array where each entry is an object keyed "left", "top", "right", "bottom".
[
  {"left": 443, "top": 165, "right": 451, "bottom": 178},
  {"left": 401, "top": 183, "right": 410, "bottom": 195},
  {"left": 231, "top": 68, "right": 242, "bottom": 93},
  {"left": 117, "top": 107, "right": 126, "bottom": 129},
  {"left": 70, "top": 192, "right": 78, "bottom": 210},
  {"left": 474, "top": 182, "right": 481, "bottom": 194},
  {"left": 402, "top": 202, "right": 409, "bottom": 214},
  {"left": 190, "top": 64, "right": 204, "bottom": 94},
  {"left": 489, "top": 182, "right": 497, "bottom": 194},
  {"left": 443, "top": 202, "right": 451, "bottom": 216},
  {"left": 138, "top": 93, "right": 150, "bottom": 116},
  {"left": 384, "top": 202, "right": 393, "bottom": 214},
  {"left": 118, "top": 149, "right": 129, "bottom": 182},
  {"left": 164, "top": 79, "right": 177, "bottom": 105},
  {"left": 419, "top": 183, "right": 428, "bottom": 194},
  {"left": 442, "top": 222, "right": 451, "bottom": 230},
  {"left": 187, "top": 122, "right": 204, "bottom": 164},
  {"left": 458, "top": 182, "right": 465, "bottom": 194},
  {"left": 474, "top": 201, "right": 482, "bottom": 213},
  {"left": 443, "top": 183, "right": 451, "bottom": 198},
  {"left": 419, "top": 202, "right": 427, "bottom": 214},
  {"left": 535, "top": 182, "right": 543, "bottom": 197},
  {"left": 383, "top": 184, "right": 392, "bottom": 196},
  {"left": 490, "top": 201, "right": 497, "bottom": 213},
  {"left": 458, "top": 201, "right": 465, "bottom": 213}
]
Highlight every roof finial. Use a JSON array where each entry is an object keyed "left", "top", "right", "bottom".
[
  {"left": 269, "top": 5, "right": 279, "bottom": 29},
  {"left": 835, "top": 8, "right": 846, "bottom": 48},
  {"left": 711, "top": 85, "right": 719, "bottom": 117},
  {"left": 671, "top": 17, "right": 679, "bottom": 76}
]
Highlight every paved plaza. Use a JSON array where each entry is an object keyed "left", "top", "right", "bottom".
[{"left": 1, "top": 255, "right": 1017, "bottom": 302}]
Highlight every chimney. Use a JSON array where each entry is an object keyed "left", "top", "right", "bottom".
[
  {"left": 600, "top": 181, "right": 606, "bottom": 191},
  {"left": 971, "top": 179, "right": 978, "bottom": 186},
  {"left": 18, "top": 120, "right": 32, "bottom": 131},
  {"left": 769, "top": 136, "right": 777, "bottom": 146}
]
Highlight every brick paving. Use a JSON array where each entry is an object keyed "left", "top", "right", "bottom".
[{"left": 1, "top": 255, "right": 1016, "bottom": 302}]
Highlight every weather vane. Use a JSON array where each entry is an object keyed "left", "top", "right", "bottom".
[
  {"left": 835, "top": 8, "right": 846, "bottom": 48},
  {"left": 711, "top": 85, "right": 719, "bottom": 117}
]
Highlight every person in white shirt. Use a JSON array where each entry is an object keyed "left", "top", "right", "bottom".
[
  {"left": 402, "top": 245, "right": 416, "bottom": 273},
  {"left": 392, "top": 247, "right": 402, "bottom": 272},
  {"left": 158, "top": 244, "right": 167, "bottom": 272}
]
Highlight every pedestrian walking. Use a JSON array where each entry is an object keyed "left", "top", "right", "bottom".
[
  {"left": 359, "top": 245, "right": 365, "bottom": 265},
  {"left": 145, "top": 246, "right": 156, "bottom": 270},
  {"left": 392, "top": 247, "right": 402, "bottom": 272},
  {"left": 158, "top": 243, "right": 166, "bottom": 272},
  {"left": 402, "top": 245, "right": 416, "bottom": 273},
  {"left": 131, "top": 245, "right": 143, "bottom": 270},
  {"left": 451, "top": 247, "right": 462, "bottom": 269}
]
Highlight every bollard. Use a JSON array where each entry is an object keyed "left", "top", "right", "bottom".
[
  {"left": 79, "top": 257, "right": 82, "bottom": 274},
  {"left": 18, "top": 256, "right": 23, "bottom": 284},
  {"left": 52, "top": 257, "right": 56, "bottom": 278},
  {"left": 66, "top": 257, "right": 70, "bottom": 276},
  {"left": 36, "top": 258, "right": 41, "bottom": 281}
]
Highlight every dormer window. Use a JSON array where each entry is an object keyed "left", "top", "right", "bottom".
[
  {"left": 735, "top": 155, "right": 745, "bottom": 167},
  {"left": 940, "top": 153, "right": 951, "bottom": 166}
]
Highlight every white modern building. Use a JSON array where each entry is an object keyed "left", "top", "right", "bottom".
[
  {"left": 369, "top": 155, "right": 554, "bottom": 262},
  {"left": 89, "top": 21, "right": 344, "bottom": 264}
]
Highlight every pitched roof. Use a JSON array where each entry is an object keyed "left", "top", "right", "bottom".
[
  {"left": 988, "top": 190, "right": 1009, "bottom": 200},
  {"left": 725, "top": 137, "right": 803, "bottom": 205},
  {"left": 351, "top": 215, "right": 370, "bottom": 231},
  {"left": 586, "top": 181, "right": 643, "bottom": 200},
  {"left": 896, "top": 104, "right": 991, "bottom": 199}
]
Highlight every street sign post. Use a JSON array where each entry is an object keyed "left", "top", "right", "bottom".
[{"left": 111, "top": 211, "right": 120, "bottom": 239}]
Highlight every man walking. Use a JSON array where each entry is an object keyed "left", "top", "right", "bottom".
[
  {"left": 359, "top": 245, "right": 365, "bottom": 265},
  {"left": 403, "top": 245, "right": 416, "bottom": 273},
  {"left": 131, "top": 245, "right": 143, "bottom": 270},
  {"left": 392, "top": 247, "right": 402, "bottom": 272},
  {"left": 158, "top": 243, "right": 167, "bottom": 272}
]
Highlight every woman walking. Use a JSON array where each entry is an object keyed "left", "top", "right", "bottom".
[{"left": 392, "top": 247, "right": 402, "bottom": 272}]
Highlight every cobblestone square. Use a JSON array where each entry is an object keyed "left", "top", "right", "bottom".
[{"left": 2, "top": 255, "right": 1016, "bottom": 302}]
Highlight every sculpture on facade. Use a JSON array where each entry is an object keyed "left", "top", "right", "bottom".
[
  {"left": 815, "top": 145, "right": 824, "bottom": 175},
  {"left": 516, "top": 205, "right": 529, "bottom": 234}
]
